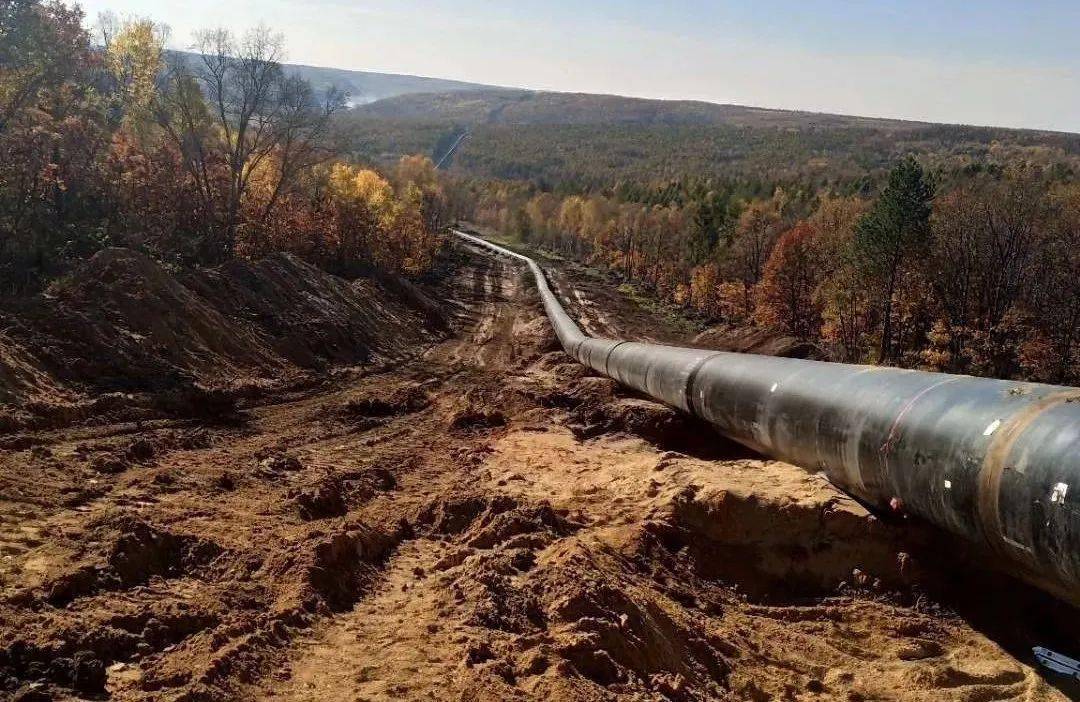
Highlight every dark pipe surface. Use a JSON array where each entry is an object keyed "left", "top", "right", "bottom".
[{"left": 453, "top": 229, "right": 1080, "bottom": 605}]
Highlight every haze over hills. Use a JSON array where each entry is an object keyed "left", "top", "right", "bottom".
[
  {"left": 184, "top": 54, "right": 1074, "bottom": 137},
  {"left": 278, "top": 63, "right": 499, "bottom": 107},
  {"left": 306, "top": 67, "right": 1079, "bottom": 189},
  {"left": 172, "top": 51, "right": 499, "bottom": 106}
]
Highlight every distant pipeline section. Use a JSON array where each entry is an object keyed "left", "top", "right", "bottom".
[{"left": 453, "top": 229, "right": 1080, "bottom": 606}]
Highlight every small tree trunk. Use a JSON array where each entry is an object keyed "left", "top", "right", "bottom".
[{"left": 878, "top": 274, "right": 897, "bottom": 364}]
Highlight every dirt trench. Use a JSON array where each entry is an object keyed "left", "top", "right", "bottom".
[{"left": 0, "top": 239, "right": 1077, "bottom": 701}]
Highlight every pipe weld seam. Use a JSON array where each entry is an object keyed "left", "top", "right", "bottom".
[
  {"left": 683, "top": 352, "right": 726, "bottom": 415},
  {"left": 977, "top": 390, "right": 1080, "bottom": 564},
  {"left": 603, "top": 340, "right": 631, "bottom": 377}
]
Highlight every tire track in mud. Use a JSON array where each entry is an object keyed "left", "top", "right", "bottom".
[
  {"left": 548, "top": 267, "right": 617, "bottom": 339},
  {"left": 260, "top": 539, "right": 466, "bottom": 700},
  {"left": 441, "top": 246, "right": 527, "bottom": 369},
  {"left": 0, "top": 245, "right": 524, "bottom": 700},
  {"left": 543, "top": 261, "right": 693, "bottom": 346},
  {"left": 252, "top": 243, "right": 545, "bottom": 701}
]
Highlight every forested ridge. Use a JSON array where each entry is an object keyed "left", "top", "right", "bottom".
[{"left": 347, "top": 89, "right": 1080, "bottom": 191}]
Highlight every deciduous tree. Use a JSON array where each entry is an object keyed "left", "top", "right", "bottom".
[{"left": 755, "top": 222, "right": 822, "bottom": 340}]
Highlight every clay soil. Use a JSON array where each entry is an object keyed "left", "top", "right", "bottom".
[{"left": 1, "top": 239, "right": 1078, "bottom": 701}]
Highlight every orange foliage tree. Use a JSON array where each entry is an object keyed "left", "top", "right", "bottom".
[{"left": 755, "top": 222, "right": 823, "bottom": 340}]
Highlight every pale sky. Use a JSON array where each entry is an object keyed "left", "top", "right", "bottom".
[{"left": 73, "top": 0, "right": 1080, "bottom": 133}]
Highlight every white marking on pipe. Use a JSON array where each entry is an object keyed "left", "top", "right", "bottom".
[
  {"left": 983, "top": 419, "right": 1002, "bottom": 436},
  {"left": 770, "top": 383, "right": 778, "bottom": 393},
  {"left": 1051, "top": 482, "right": 1069, "bottom": 504},
  {"left": 943, "top": 479, "right": 952, "bottom": 489}
]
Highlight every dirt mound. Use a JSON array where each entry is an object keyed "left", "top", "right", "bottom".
[
  {"left": 39, "top": 518, "right": 225, "bottom": 608},
  {"left": 692, "top": 323, "right": 827, "bottom": 359},
  {"left": 1, "top": 517, "right": 229, "bottom": 695},
  {"left": 0, "top": 332, "right": 70, "bottom": 408},
  {"left": 0, "top": 248, "right": 446, "bottom": 430},
  {"left": 653, "top": 481, "right": 919, "bottom": 601},
  {"left": 0, "top": 509, "right": 407, "bottom": 700},
  {"left": 567, "top": 394, "right": 750, "bottom": 459},
  {"left": 184, "top": 254, "right": 445, "bottom": 369},
  {"left": 341, "top": 382, "right": 431, "bottom": 418},
  {"left": 470, "top": 413, "right": 1075, "bottom": 701},
  {"left": 571, "top": 396, "right": 691, "bottom": 443},
  {"left": 301, "top": 525, "right": 405, "bottom": 611},
  {"left": 535, "top": 545, "right": 730, "bottom": 699},
  {"left": 291, "top": 468, "right": 397, "bottom": 521}
]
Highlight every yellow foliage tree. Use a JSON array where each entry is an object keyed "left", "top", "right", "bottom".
[
  {"left": 105, "top": 17, "right": 166, "bottom": 129},
  {"left": 328, "top": 163, "right": 395, "bottom": 224}
]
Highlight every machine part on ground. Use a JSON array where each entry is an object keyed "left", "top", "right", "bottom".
[
  {"left": 453, "top": 229, "right": 1080, "bottom": 606},
  {"left": 1034, "top": 647, "right": 1080, "bottom": 680}
]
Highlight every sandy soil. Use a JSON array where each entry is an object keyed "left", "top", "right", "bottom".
[{"left": 1, "top": 239, "right": 1077, "bottom": 701}]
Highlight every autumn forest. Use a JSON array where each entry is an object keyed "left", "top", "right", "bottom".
[
  {"left": 1, "top": 0, "right": 451, "bottom": 295},
  {"left": 464, "top": 135, "right": 1080, "bottom": 385}
]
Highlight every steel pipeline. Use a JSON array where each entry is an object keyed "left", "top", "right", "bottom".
[{"left": 453, "top": 229, "right": 1080, "bottom": 605}]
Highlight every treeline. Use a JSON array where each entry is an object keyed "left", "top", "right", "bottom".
[
  {"left": 467, "top": 158, "right": 1080, "bottom": 385},
  {"left": 0, "top": 0, "right": 449, "bottom": 292}
]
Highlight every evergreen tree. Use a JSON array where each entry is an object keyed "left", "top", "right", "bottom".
[{"left": 855, "top": 156, "right": 935, "bottom": 363}]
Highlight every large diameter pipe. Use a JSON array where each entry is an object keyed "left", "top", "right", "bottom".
[{"left": 453, "top": 230, "right": 1080, "bottom": 606}]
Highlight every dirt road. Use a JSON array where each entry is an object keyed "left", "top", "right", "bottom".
[{"left": 1, "top": 240, "right": 1076, "bottom": 701}]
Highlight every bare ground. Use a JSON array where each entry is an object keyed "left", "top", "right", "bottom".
[{"left": 1, "top": 240, "right": 1077, "bottom": 701}]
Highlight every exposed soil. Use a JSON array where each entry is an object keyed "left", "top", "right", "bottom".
[
  {"left": 480, "top": 227, "right": 827, "bottom": 361},
  {"left": 0, "top": 248, "right": 444, "bottom": 433},
  {"left": 1, "top": 238, "right": 1077, "bottom": 701}
]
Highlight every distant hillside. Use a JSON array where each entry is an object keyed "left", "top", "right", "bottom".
[
  {"left": 343, "top": 89, "right": 1080, "bottom": 190},
  {"left": 352, "top": 88, "right": 933, "bottom": 131},
  {"left": 169, "top": 51, "right": 497, "bottom": 106}
]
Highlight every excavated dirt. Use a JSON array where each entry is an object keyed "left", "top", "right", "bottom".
[
  {"left": 1, "top": 239, "right": 1078, "bottom": 701},
  {"left": 0, "top": 248, "right": 444, "bottom": 432}
]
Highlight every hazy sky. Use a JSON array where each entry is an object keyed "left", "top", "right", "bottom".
[{"left": 73, "top": 0, "right": 1080, "bottom": 133}]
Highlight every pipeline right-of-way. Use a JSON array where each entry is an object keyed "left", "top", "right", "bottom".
[{"left": 453, "top": 229, "right": 1080, "bottom": 606}]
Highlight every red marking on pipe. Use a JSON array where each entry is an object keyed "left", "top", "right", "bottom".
[{"left": 880, "top": 377, "right": 962, "bottom": 458}]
